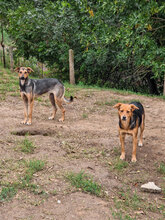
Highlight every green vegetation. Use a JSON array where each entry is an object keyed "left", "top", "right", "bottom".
[
  {"left": 21, "top": 160, "right": 45, "bottom": 189},
  {"left": 66, "top": 171, "right": 102, "bottom": 196},
  {"left": 17, "top": 137, "right": 36, "bottom": 154},
  {"left": 0, "top": 186, "right": 17, "bottom": 202},
  {"left": 1, "top": 1, "right": 165, "bottom": 95},
  {"left": 113, "top": 159, "right": 129, "bottom": 171},
  {"left": 158, "top": 162, "right": 165, "bottom": 176},
  {"left": 0, "top": 159, "right": 45, "bottom": 202}
]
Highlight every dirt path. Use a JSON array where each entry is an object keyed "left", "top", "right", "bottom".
[{"left": 0, "top": 88, "right": 165, "bottom": 220}]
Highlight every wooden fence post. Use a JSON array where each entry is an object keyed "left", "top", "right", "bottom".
[{"left": 69, "top": 49, "right": 75, "bottom": 84}]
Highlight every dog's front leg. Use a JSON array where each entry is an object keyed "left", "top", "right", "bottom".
[
  {"left": 119, "top": 132, "right": 126, "bottom": 160},
  {"left": 21, "top": 94, "right": 28, "bottom": 124},
  {"left": 132, "top": 131, "right": 138, "bottom": 162},
  {"left": 27, "top": 94, "right": 34, "bottom": 125}
]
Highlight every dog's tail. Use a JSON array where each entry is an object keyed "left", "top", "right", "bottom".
[{"left": 63, "top": 96, "right": 74, "bottom": 103}]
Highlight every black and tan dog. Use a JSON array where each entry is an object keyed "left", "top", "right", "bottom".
[
  {"left": 15, "top": 67, "right": 73, "bottom": 125},
  {"left": 113, "top": 102, "right": 145, "bottom": 162}
]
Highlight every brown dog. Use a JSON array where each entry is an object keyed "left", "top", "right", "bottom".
[{"left": 113, "top": 102, "right": 145, "bottom": 162}]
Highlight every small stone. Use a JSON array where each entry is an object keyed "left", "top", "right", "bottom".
[
  {"left": 141, "top": 182, "right": 161, "bottom": 193},
  {"left": 57, "top": 200, "right": 61, "bottom": 204}
]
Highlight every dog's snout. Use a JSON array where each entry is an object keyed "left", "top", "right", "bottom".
[{"left": 122, "top": 116, "right": 127, "bottom": 121}]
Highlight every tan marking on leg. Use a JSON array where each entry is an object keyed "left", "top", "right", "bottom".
[
  {"left": 26, "top": 93, "right": 34, "bottom": 125},
  {"left": 21, "top": 93, "right": 28, "bottom": 124},
  {"left": 119, "top": 132, "right": 126, "bottom": 160},
  {"left": 138, "top": 113, "right": 145, "bottom": 147},
  {"left": 56, "top": 98, "right": 65, "bottom": 122},
  {"left": 49, "top": 93, "right": 57, "bottom": 120},
  {"left": 132, "top": 130, "right": 138, "bottom": 162}
]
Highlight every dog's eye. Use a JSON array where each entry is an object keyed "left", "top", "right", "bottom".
[
  {"left": 120, "top": 110, "right": 124, "bottom": 112},
  {"left": 127, "top": 111, "right": 130, "bottom": 113},
  {"left": 20, "top": 71, "right": 22, "bottom": 74},
  {"left": 25, "top": 72, "right": 27, "bottom": 74}
]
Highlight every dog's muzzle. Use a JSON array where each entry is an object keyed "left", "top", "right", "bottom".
[
  {"left": 122, "top": 116, "right": 127, "bottom": 121},
  {"left": 20, "top": 77, "right": 25, "bottom": 80}
]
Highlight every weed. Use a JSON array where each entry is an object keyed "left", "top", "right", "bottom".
[
  {"left": 18, "top": 137, "right": 36, "bottom": 154},
  {"left": 82, "top": 113, "right": 88, "bottom": 119},
  {"left": 113, "top": 146, "right": 121, "bottom": 156},
  {"left": 37, "top": 97, "right": 43, "bottom": 102},
  {"left": 27, "top": 160, "right": 45, "bottom": 173},
  {"left": 20, "top": 159, "right": 45, "bottom": 189},
  {"left": 112, "top": 209, "right": 136, "bottom": 220},
  {"left": 0, "top": 186, "right": 17, "bottom": 202},
  {"left": 50, "top": 189, "right": 57, "bottom": 196},
  {"left": 113, "top": 159, "right": 129, "bottom": 171},
  {"left": 158, "top": 162, "right": 165, "bottom": 175},
  {"left": 66, "top": 171, "right": 102, "bottom": 196}
]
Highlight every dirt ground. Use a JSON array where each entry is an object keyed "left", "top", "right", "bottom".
[{"left": 0, "top": 83, "right": 165, "bottom": 220}]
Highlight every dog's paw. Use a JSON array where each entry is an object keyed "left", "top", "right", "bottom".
[
  {"left": 48, "top": 116, "right": 55, "bottom": 120},
  {"left": 59, "top": 118, "right": 64, "bottom": 122},
  {"left": 21, "top": 120, "right": 27, "bottom": 125},
  {"left": 138, "top": 142, "right": 143, "bottom": 147},
  {"left": 120, "top": 154, "right": 125, "bottom": 160},
  {"left": 26, "top": 121, "right": 32, "bottom": 125},
  {"left": 131, "top": 157, "right": 137, "bottom": 163}
]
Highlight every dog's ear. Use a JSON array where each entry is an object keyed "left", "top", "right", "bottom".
[
  {"left": 130, "top": 104, "right": 139, "bottom": 111},
  {"left": 27, "top": 67, "right": 34, "bottom": 73},
  {"left": 113, "top": 103, "right": 122, "bottom": 110},
  {"left": 14, "top": 67, "right": 20, "bottom": 73}
]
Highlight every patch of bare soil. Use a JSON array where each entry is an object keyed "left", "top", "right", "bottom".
[{"left": 0, "top": 89, "right": 165, "bottom": 220}]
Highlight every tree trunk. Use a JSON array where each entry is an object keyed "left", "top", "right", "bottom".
[
  {"left": 9, "top": 46, "right": 14, "bottom": 72},
  {"left": 1, "top": 24, "right": 6, "bottom": 68},
  {"left": 69, "top": 49, "right": 75, "bottom": 84},
  {"left": 146, "top": 72, "right": 159, "bottom": 95}
]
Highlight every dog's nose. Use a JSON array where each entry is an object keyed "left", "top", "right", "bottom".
[{"left": 122, "top": 116, "right": 126, "bottom": 121}]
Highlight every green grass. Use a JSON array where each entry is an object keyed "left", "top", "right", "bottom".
[
  {"left": 82, "top": 112, "right": 88, "bottom": 119},
  {"left": 112, "top": 209, "right": 136, "bottom": 220},
  {"left": 0, "top": 159, "right": 45, "bottom": 202},
  {"left": 158, "top": 162, "right": 165, "bottom": 176},
  {"left": 66, "top": 171, "right": 102, "bottom": 196},
  {"left": 0, "top": 66, "right": 165, "bottom": 100},
  {"left": 113, "top": 159, "right": 129, "bottom": 171},
  {"left": 95, "top": 99, "right": 142, "bottom": 107},
  {"left": 0, "top": 186, "right": 17, "bottom": 202},
  {"left": 17, "top": 137, "right": 36, "bottom": 154}
]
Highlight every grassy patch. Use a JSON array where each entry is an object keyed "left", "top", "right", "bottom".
[
  {"left": 17, "top": 137, "right": 36, "bottom": 154},
  {"left": 112, "top": 209, "right": 136, "bottom": 220},
  {"left": 0, "top": 186, "right": 17, "bottom": 202},
  {"left": 113, "top": 187, "right": 165, "bottom": 218},
  {"left": 94, "top": 99, "right": 141, "bottom": 107},
  {"left": 82, "top": 112, "right": 88, "bottom": 119},
  {"left": 158, "top": 162, "right": 165, "bottom": 175},
  {"left": 66, "top": 171, "right": 102, "bottom": 196},
  {"left": 0, "top": 159, "right": 45, "bottom": 202},
  {"left": 113, "top": 159, "right": 129, "bottom": 171},
  {"left": 17, "top": 159, "right": 45, "bottom": 191}
]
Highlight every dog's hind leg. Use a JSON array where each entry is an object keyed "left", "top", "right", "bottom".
[
  {"left": 49, "top": 93, "right": 57, "bottom": 120},
  {"left": 21, "top": 93, "right": 28, "bottom": 124},
  {"left": 56, "top": 98, "right": 65, "bottom": 122},
  {"left": 138, "top": 113, "right": 145, "bottom": 147}
]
